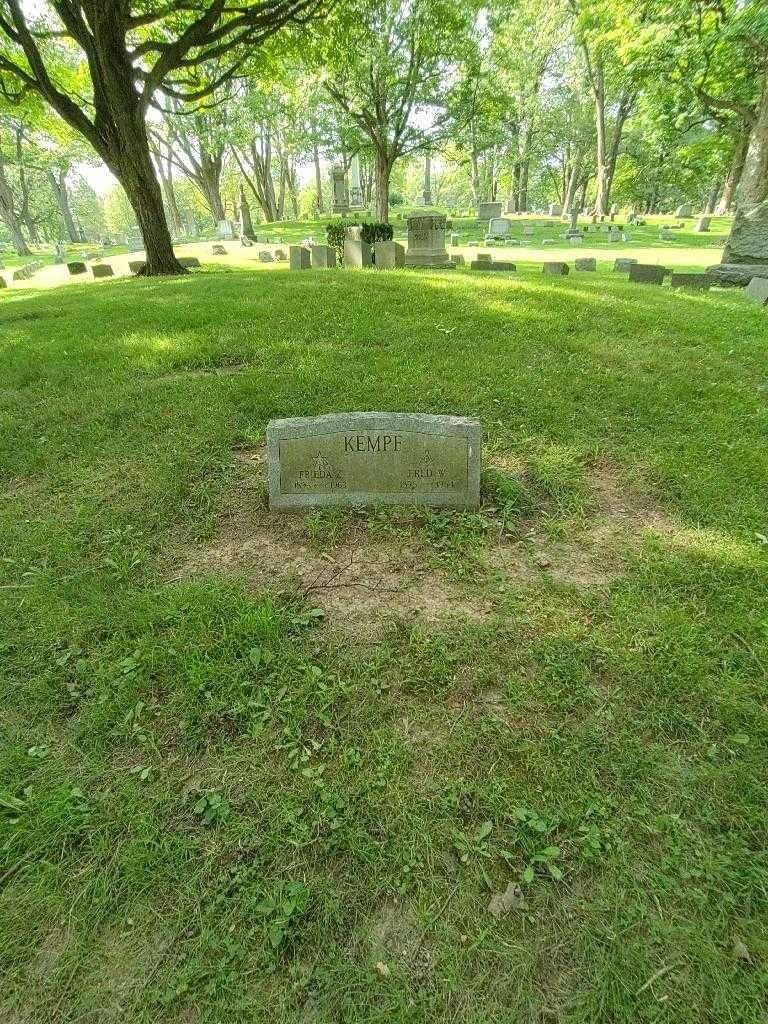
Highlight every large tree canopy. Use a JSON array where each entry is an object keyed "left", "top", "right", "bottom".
[{"left": 0, "top": 1, "right": 321, "bottom": 273}]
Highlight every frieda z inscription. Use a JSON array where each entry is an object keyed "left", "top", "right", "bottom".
[{"left": 267, "top": 412, "right": 481, "bottom": 509}]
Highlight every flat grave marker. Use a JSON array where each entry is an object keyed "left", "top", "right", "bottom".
[{"left": 267, "top": 412, "right": 481, "bottom": 510}]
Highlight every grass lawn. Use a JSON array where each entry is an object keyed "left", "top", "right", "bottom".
[{"left": 1, "top": 262, "right": 767, "bottom": 1023}]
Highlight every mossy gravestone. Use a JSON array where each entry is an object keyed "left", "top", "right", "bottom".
[{"left": 267, "top": 412, "right": 481, "bottom": 510}]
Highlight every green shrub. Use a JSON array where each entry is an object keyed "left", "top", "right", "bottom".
[{"left": 326, "top": 219, "right": 394, "bottom": 264}]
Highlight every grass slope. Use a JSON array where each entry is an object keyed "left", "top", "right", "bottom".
[{"left": 1, "top": 264, "right": 767, "bottom": 1024}]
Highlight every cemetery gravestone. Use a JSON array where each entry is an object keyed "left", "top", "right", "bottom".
[
  {"left": 629, "top": 264, "right": 667, "bottom": 285},
  {"left": 258, "top": 251, "right": 274, "bottom": 263},
  {"left": 477, "top": 201, "right": 502, "bottom": 220},
  {"left": 178, "top": 257, "right": 201, "bottom": 268},
  {"left": 675, "top": 203, "right": 693, "bottom": 218},
  {"left": 212, "top": 244, "right": 227, "bottom": 255},
  {"left": 217, "top": 219, "right": 234, "bottom": 239},
  {"left": 670, "top": 272, "right": 711, "bottom": 290},
  {"left": 128, "top": 260, "right": 146, "bottom": 274},
  {"left": 375, "top": 241, "right": 405, "bottom": 269},
  {"left": 543, "top": 262, "right": 569, "bottom": 275},
  {"left": 92, "top": 264, "right": 114, "bottom": 278},
  {"left": 290, "top": 246, "right": 311, "bottom": 270},
  {"left": 311, "top": 245, "right": 337, "bottom": 269},
  {"left": 471, "top": 260, "right": 516, "bottom": 271},
  {"left": 488, "top": 217, "right": 511, "bottom": 236},
  {"left": 267, "top": 412, "right": 481, "bottom": 510},
  {"left": 745, "top": 277, "right": 768, "bottom": 306},
  {"left": 67, "top": 262, "right": 87, "bottom": 275},
  {"left": 344, "top": 238, "right": 372, "bottom": 268},
  {"left": 275, "top": 250, "right": 287, "bottom": 261},
  {"left": 614, "top": 258, "right": 638, "bottom": 272},
  {"left": 331, "top": 166, "right": 349, "bottom": 214},
  {"left": 722, "top": 199, "right": 768, "bottom": 265},
  {"left": 450, "top": 233, "right": 459, "bottom": 246},
  {"left": 404, "top": 213, "right": 453, "bottom": 268},
  {"left": 452, "top": 254, "right": 465, "bottom": 266},
  {"left": 548, "top": 203, "right": 563, "bottom": 217},
  {"left": 695, "top": 217, "right": 711, "bottom": 233},
  {"left": 575, "top": 258, "right": 597, "bottom": 271}
]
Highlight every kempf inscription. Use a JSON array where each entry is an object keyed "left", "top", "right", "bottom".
[{"left": 267, "top": 412, "right": 481, "bottom": 509}]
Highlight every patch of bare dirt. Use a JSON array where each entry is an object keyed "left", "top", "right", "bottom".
[
  {"left": 170, "top": 525, "right": 490, "bottom": 638},
  {"left": 486, "top": 458, "right": 676, "bottom": 590},
  {"left": 166, "top": 452, "right": 677, "bottom": 636}
]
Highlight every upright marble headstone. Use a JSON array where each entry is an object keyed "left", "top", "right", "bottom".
[
  {"left": 311, "top": 244, "right": 337, "bottom": 269},
  {"left": 290, "top": 245, "right": 311, "bottom": 270},
  {"left": 404, "top": 213, "right": 453, "bottom": 268},
  {"left": 331, "top": 166, "right": 349, "bottom": 214},
  {"left": 488, "top": 217, "right": 511, "bottom": 236},
  {"left": 695, "top": 216, "right": 711, "bottom": 233},
  {"left": 477, "top": 201, "right": 502, "bottom": 220},
  {"left": 349, "top": 155, "right": 364, "bottom": 208},
  {"left": 217, "top": 219, "right": 234, "bottom": 239},
  {"left": 375, "top": 241, "right": 405, "bottom": 269},
  {"left": 548, "top": 203, "right": 563, "bottom": 217},
  {"left": 344, "top": 238, "right": 371, "bottom": 268},
  {"left": 267, "top": 412, "right": 481, "bottom": 510}
]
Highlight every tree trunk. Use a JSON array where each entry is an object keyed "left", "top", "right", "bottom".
[
  {"left": 591, "top": 60, "right": 609, "bottom": 215},
  {"left": 161, "top": 177, "right": 183, "bottom": 237},
  {"left": 239, "top": 184, "right": 255, "bottom": 239},
  {"left": 740, "top": 74, "right": 768, "bottom": 209},
  {"left": 563, "top": 148, "right": 584, "bottom": 214},
  {"left": 312, "top": 138, "right": 323, "bottom": 214},
  {"left": 603, "top": 90, "right": 634, "bottom": 209},
  {"left": 23, "top": 213, "right": 40, "bottom": 244},
  {"left": 577, "top": 174, "right": 589, "bottom": 212},
  {"left": 705, "top": 179, "right": 722, "bottom": 214},
  {"left": 470, "top": 130, "right": 481, "bottom": 204},
  {"left": 717, "top": 126, "right": 750, "bottom": 214},
  {"left": 47, "top": 169, "right": 80, "bottom": 242},
  {"left": 519, "top": 158, "right": 530, "bottom": 212},
  {"left": 111, "top": 132, "right": 184, "bottom": 274},
  {"left": 0, "top": 149, "right": 30, "bottom": 254},
  {"left": 374, "top": 148, "right": 392, "bottom": 222}
]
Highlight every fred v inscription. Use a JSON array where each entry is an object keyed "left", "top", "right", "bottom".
[{"left": 267, "top": 412, "right": 481, "bottom": 509}]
